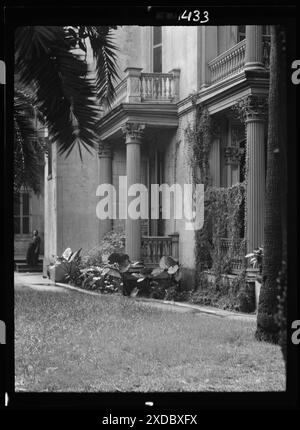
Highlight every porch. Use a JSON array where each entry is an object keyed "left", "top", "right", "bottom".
[
  {"left": 97, "top": 64, "right": 181, "bottom": 264},
  {"left": 141, "top": 235, "right": 246, "bottom": 272}
]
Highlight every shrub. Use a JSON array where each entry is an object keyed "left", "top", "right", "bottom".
[
  {"left": 132, "top": 256, "right": 184, "bottom": 300},
  {"left": 190, "top": 271, "right": 255, "bottom": 313},
  {"left": 78, "top": 265, "right": 122, "bottom": 294},
  {"left": 80, "top": 228, "right": 125, "bottom": 268}
]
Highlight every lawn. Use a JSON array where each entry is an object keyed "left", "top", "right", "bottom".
[{"left": 15, "top": 289, "right": 286, "bottom": 392}]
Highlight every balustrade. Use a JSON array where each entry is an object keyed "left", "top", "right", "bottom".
[
  {"left": 141, "top": 234, "right": 179, "bottom": 265},
  {"left": 208, "top": 36, "right": 270, "bottom": 85},
  {"left": 219, "top": 237, "right": 246, "bottom": 271}
]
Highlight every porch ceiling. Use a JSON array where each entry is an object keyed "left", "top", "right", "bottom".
[
  {"left": 97, "top": 102, "right": 178, "bottom": 142},
  {"left": 199, "top": 69, "right": 269, "bottom": 115},
  {"left": 177, "top": 69, "right": 269, "bottom": 118}
]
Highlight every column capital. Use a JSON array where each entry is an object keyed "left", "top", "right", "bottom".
[
  {"left": 97, "top": 141, "right": 112, "bottom": 158},
  {"left": 122, "top": 122, "right": 145, "bottom": 144},
  {"left": 232, "top": 95, "right": 268, "bottom": 123}
]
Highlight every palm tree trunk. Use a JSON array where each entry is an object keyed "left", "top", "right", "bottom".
[
  {"left": 256, "top": 25, "right": 284, "bottom": 343},
  {"left": 277, "top": 26, "right": 287, "bottom": 363}
]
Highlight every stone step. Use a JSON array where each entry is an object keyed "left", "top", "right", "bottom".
[
  {"left": 15, "top": 263, "right": 43, "bottom": 273},
  {"left": 15, "top": 266, "right": 43, "bottom": 273},
  {"left": 14, "top": 258, "right": 43, "bottom": 264}
]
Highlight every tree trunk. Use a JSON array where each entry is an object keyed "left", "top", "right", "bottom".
[
  {"left": 256, "top": 26, "right": 284, "bottom": 343},
  {"left": 277, "top": 26, "right": 287, "bottom": 364}
]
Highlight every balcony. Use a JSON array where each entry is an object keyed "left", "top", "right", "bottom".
[
  {"left": 107, "top": 68, "right": 180, "bottom": 112},
  {"left": 208, "top": 36, "right": 270, "bottom": 85}
]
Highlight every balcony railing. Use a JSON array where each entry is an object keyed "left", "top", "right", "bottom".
[
  {"left": 208, "top": 40, "right": 246, "bottom": 85},
  {"left": 106, "top": 67, "right": 180, "bottom": 111},
  {"left": 208, "top": 35, "right": 270, "bottom": 85},
  {"left": 219, "top": 237, "right": 246, "bottom": 272},
  {"left": 141, "top": 233, "right": 179, "bottom": 266},
  {"left": 140, "top": 73, "right": 175, "bottom": 101}
]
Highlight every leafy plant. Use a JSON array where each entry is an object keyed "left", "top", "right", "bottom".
[
  {"left": 77, "top": 264, "right": 123, "bottom": 294},
  {"left": 15, "top": 26, "right": 119, "bottom": 155},
  {"left": 245, "top": 246, "right": 264, "bottom": 280},
  {"left": 80, "top": 228, "right": 125, "bottom": 268},
  {"left": 131, "top": 256, "right": 182, "bottom": 300},
  {"left": 77, "top": 253, "right": 136, "bottom": 294},
  {"left": 48, "top": 247, "right": 82, "bottom": 283},
  {"left": 14, "top": 84, "right": 45, "bottom": 195}
]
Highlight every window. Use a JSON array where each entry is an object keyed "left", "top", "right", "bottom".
[
  {"left": 14, "top": 192, "right": 30, "bottom": 235},
  {"left": 153, "top": 26, "right": 162, "bottom": 73},
  {"left": 237, "top": 25, "right": 246, "bottom": 42},
  {"left": 238, "top": 25, "right": 270, "bottom": 42}
]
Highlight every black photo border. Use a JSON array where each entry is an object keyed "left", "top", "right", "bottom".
[{"left": 1, "top": 0, "right": 299, "bottom": 415}]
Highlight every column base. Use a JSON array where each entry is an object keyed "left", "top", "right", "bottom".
[{"left": 244, "top": 62, "right": 265, "bottom": 71}]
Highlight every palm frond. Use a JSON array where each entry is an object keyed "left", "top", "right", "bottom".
[
  {"left": 15, "top": 26, "right": 100, "bottom": 157},
  {"left": 85, "top": 26, "right": 120, "bottom": 107},
  {"left": 14, "top": 86, "right": 45, "bottom": 195}
]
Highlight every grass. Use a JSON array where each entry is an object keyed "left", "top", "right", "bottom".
[{"left": 15, "top": 289, "right": 286, "bottom": 392}]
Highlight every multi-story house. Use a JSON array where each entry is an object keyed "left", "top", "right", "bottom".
[{"left": 41, "top": 25, "right": 270, "bottom": 287}]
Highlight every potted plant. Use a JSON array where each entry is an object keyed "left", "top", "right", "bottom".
[{"left": 48, "top": 247, "right": 82, "bottom": 283}]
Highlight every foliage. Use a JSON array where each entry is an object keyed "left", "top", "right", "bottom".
[
  {"left": 185, "top": 105, "right": 246, "bottom": 271},
  {"left": 15, "top": 26, "right": 119, "bottom": 156},
  {"left": 205, "top": 184, "right": 246, "bottom": 274},
  {"left": 14, "top": 85, "right": 45, "bottom": 195},
  {"left": 48, "top": 247, "right": 82, "bottom": 283},
  {"left": 64, "top": 251, "right": 131, "bottom": 294},
  {"left": 246, "top": 246, "right": 264, "bottom": 274},
  {"left": 77, "top": 264, "right": 122, "bottom": 294},
  {"left": 132, "top": 256, "right": 183, "bottom": 300},
  {"left": 185, "top": 104, "right": 212, "bottom": 185},
  {"left": 190, "top": 270, "right": 253, "bottom": 312},
  {"left": 80, "top": 228, "right": 125, "bottom": 268},
  {"left": 185, "top": 105, "right": 247, "bottom": 309}
]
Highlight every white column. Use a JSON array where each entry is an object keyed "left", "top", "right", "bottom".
[
  {"left": 122, "top": 122, "right": 145, "bottom": 260},
  {"left": 245, "top": 26, "right": 264, "bottom": 70},
  {"left": 98, "top": 141, "right": 113, "bottom": 240},
  {"left": 239, "top": 95, "right": 267, "bottom": 253}
]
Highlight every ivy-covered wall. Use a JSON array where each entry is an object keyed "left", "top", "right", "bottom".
[{"left": 183, "top": 104, "right": 251, "bottom": 310}]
